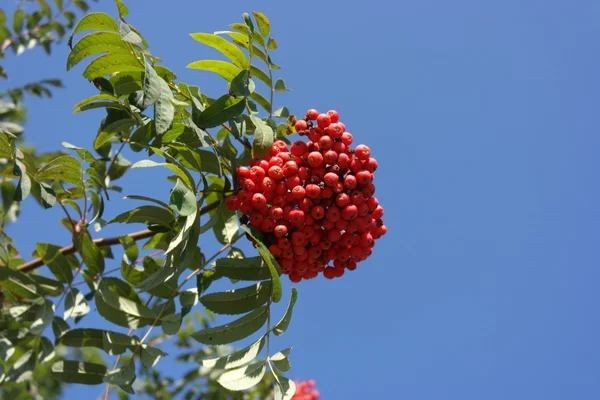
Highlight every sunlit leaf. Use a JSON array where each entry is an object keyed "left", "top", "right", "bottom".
[{"left": 191, "top": 307, "right": 268, "bottom": 345}]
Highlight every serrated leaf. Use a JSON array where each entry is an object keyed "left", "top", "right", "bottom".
[
  {"left": 35, "top": 155, "right": 82, "bottom": 186},
  {"left": 273, "top": 288, "right": 297, "bottom": 336},
  {"left": 250, "top": 116, "right": 274, "bottom": 159},
  {"left": 70, "top": 13, "right": 119, "bottom": 38},
  {"left": 52, "top": 360, "right": 107, "bottom": 385},
  {"left": 35, "top": 243, "right": 74, "bottom": 283},
  {"left": 190, "top": 33, "right": 248, "bottom": 69},
  {"left": 217, "top": 361, "right": 267, "bottom": 392},
  {"left": 193, "top": 94, "right": 245, "bottom": 129},
  {"left": 186, "top": 60, "right": 240, "bottom": 81},
  {"left": 274, "top": 376, "right": 296, "bottom": 400},
  {"left": 67, "top": 32, "right": 131, "bottom": 70},
  {"left": 191, "top": 307, "right": 268, "bottom": 345},
  {"left": 64, "top": 288, "right": 90, "bottom": 320},
  {"left": 214, "top": 256, "right": 271, "bottom": 281},
  {"left": 169, "top": 179, "right": 196, "bottom": 216},
  {"left": 74, "top": 233, "right": 105, "bottom": 275},
  {"left": 95, "top": 280, "right": 157, "bottom": 328},
  {"left": 200, "top": 281, "right": 270, "bottom": 315},
  {"left": 83, "top": 53, "right": 143, "bottom": 80},
  {"left": 202, "top": 335, "right": 264, "bottom": 370},
  {"left": 142, "top": 61, "right": 162, "bottom": 108},
  {"left": 109, "top": 205, "right": 174, "bottom": 228}
]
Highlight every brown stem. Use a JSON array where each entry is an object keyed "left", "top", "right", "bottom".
[{"left": 8, "top": 200, "right": 220, "bottom": 274}]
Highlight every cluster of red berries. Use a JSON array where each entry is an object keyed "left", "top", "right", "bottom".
[
  {"left": 225, "top": 109, "right": 386, "bottom": 282},
  {"left": 292, "top": 379, "right": 320, "bottom": 399}
]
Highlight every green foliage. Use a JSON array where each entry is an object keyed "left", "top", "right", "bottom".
[{"left": 0, "top": 3, "right": 302, "bottom": 399}]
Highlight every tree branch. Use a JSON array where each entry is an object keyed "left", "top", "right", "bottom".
[{"left": 7, "top": 200, "right": 221, "bottom": 274}]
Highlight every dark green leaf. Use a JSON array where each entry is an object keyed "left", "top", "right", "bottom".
[
  {"left": 103, "top": 359, "right": 135, "bottom": 386},
  {"left": 273, "top": 288, "right": 298, "bottom": 336},
  {"left": 0, "top": 267, "right": 41, "bottom": 299},
  {"left": 30, "top": 300, "right": 55, "bottom": 335},
  {"left": 191, "top": 307, "right": 268, "bottom": 345},
  {"left": 193, "top": 94, "right": 245, "bottom": 129},
  {"left": 140, "top": 345, "right": 168, "bottom": 368},
  {"left": 202, "top": 335, "right": 264, "bottom": 370},
  {"left": 250, "top": 116, "right": 274, "bottom": 159},
  {"left": 52, "top": 360, "right": 107, "bottom": 385},
  {"left": 249, "top": 92, "right": 270, "bottom": 113},
  {"left": 200, "top": 281, "right": 271, "bottom": 315},
  {"left": 274, "top": 78, "right": 290, "bottom": 92},
  {"left": 35, "top": 243, "right": 74, "bottom": 283},
  {"left": 74, "top": 233, "right": 105, "bottom": 275},
  {"left": 155, "top": 92, "right": 175, "bottom": 134},
  {"left": 229, "top": 70, "right": 255, "bottom": 97},
  {"left": 64, "top": 288, "right": 90, "bottom": 320},
  {"left": 109, "top": 205, "right": 174, "bottom": 228}
]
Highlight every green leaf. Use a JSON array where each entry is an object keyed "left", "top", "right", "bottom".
[
  {"left": 35, "top": 155, "right": 82, "bottom": 186},
  {"left": 109, "top": 205, "right": 174, "bottom": 228},
  {"left": 202, "top": 335, "right": 265, "bottom": 370},
  {"left": 273, "top": 288, "right": 298, "bottom": 336},
  {"left": 74, "top": 233, "right": 105, "bottom": 275},
  {"left": 249, "top": 92, "right": 271, "bottom": 113},
  {"left": 186, "top": 60, "right": 240, "bottom": 81},
  {"left": 52, "top": 317, "right": 71, "bottom": 340},
  {"left": 120, "top": 21, "right": 142, "bottom": 44},
  {"left": 214, "top": 204, "right": 240, "bottom": 244},
  {"left": 131, "top": 159, "right": 194, "bottom": 190},
  {"left": 274, "top": 78, "right": 290, "bottom": 92},
  {"left": 35, "top": 243, "right": 74, "bottom": 283},
  {"left": 241, "top": 225, "right": 282, "bottom": 303},
  {"left": 161, "top": 313, "right": 181, "bottom": 335},
  {"left": 52, "top": 360, "right": 107, "bottom": 385},
  {"left": 200, "top": 281, "right": 271, "bottom": 315},
  {"left": 140, "top": 345, "right": 168, "bottom": 368},
  {"left": 83, "top": 54, "right": 143, "bottom": 80},
  {"left": 250, "top": 116, "right": 274, "bottom": 159},
  {"left": 252, "top": 12, "right": 270, "bottom": 37},
  {"left": 214, "top": 256, "right": 271, "bottom": 281},
  {"left": 191, "top": 307, "right": 268, "bottom": 345},
  {"left": 95, "top": 280, "right": 157, "bottom": 329},
  {"left": 0, "top": 267, "right": 41, "bottom": 299},
  {"left": 155, "top": 91, "right": 175, "bottom": 134},
  {"left": 31, "top": 274, "right": 64, "bottom": 297},
  {"left": 70, "top": 13, "right": 119, "bottom": 38},
  {"left": 193, "top": 94, "right": 246, "bottom": 129},
  {"left": 169, "top": 179, "right": 196, "bottom": 217},
  {"left": 103, "top": 330, "right": 140, "bottom": 355},
  {"left": 250, "top": 65, "right": 271, "bottom": 86},
  {"left": 64, "top": 288, "right": 90, "bottom": 320},
  {"left": 217, "top": 361, "right": 267, "bottom": 392},
  {"left": 190, "top": 33, "right": 248, "bottom": 69},
  {"left": 67, "top": 32, "right": 131, "bottom": 70},
  {"left": 267, "top": 37, "right": 278, "bottom": 51},
  {"left": 0, "top": 338, "right": 15, "bottom": 360},
  {"left": 270, "top": 348, "right": 292, "bottom": 372},
  {"left": 121, "top": 256, "right": 177, "bottom": 298},
  {"left": 59, "top": 328, "right": 103, "bottom": 349},
  {"left": 274, "top": 376, "right": 296, "bottom": 400},
  {"left": 114, "top": 0, "right": 129, "bottom": 17},
  {"left": 120, "top": 235, "right": 138, "bottom": 264},
  {"left": 104, "top": 359, "right": 135, "bottom": 386},
  {"left": 229, "top": 70, "right": 255, "bottom": 97},
  {"left": 142, "top": 61, "right": 162, "bottom": 108},
  {"left": 197, "top": 270, "right": 217, "bottom": 297},
  {"left": 30, "top": 300, "right": 55, "bottom": 335}
]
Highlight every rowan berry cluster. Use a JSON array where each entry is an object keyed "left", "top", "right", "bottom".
[
  {"left": 291, "top": 379, "right": 320, "bottom": 399},
  {"left": 226, "top": 109, "right": 386, "bottom": 282}
]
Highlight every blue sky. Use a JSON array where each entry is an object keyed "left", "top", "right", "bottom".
[{"left": 3, "top": 0, "right": 600, "bottom": 398}]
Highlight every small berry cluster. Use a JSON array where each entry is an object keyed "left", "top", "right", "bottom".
[
  {"left": 226, "top": 109, "right": 386, "bottom": 282},
  {"left": 292, "top": 379, "right": 320, "bottom": 400}
]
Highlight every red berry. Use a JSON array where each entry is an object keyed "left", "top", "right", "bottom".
[
  {"left": 341, "top": 132, "right": 353, "bottom": 146},
  {"left": 274, "top": 224, "right": 288, "bottom": 238},
  {"left": 311, "top": 205, "right": 325, "bottom": 220},
  {"left": 268, "top": 165, "right": 284, "bottom": 180},
  {"left": 305, "top": 184, "right": 321, "bottom": 199},
  {"left": 356, "top": 170, "right": 372, "bottom": 185},
  {"left": 291, "top": 185, "right": 306, "bottom": 200},
  {"left": 336, "top": 193, "right": 351, "bottom": 207},
  {"left": 251, "top": 193, "right": 267, "bottom": 208},
  {"left": 238, "top": 166, "right": 250, "bottom": 179},
  {"left": 324, "top": 172, "right": 339, "bottom": 187},
  {"left": 318, "top": 135, "right": 333, "bottom": 150},
  {"left": 372, "top": 205, "right": 384, "bottom": 219},
  {"left": 295, "top": 119, "right": 308, "bottom": 131},
  {"left": 225, "top": 196, "right": 240, "bottom": 211},
  {"left": 291, "top": 141, "right": 308, "bottom": 157},
  {"left": 306, "top": 109, "right": 319, "bottom": 120},
  {"left": 283, "top": 161, "right": 299, "bottom": 177},
  {"left": 307, "top": 151, "right": 324, "bottom": 167},
  {"left": 342, "top": 204, "right": 358, "bottom": 220},
  {"left": 343, "top": 175, "right": 357, "bottom": 190},
  {"left": 355, "top": 144, "right": 371, "bottom": 160},
  {"left": 365, "top": 157, "right": 378, "bottom": 172},
  {"left": 316, "top": 113, "right": 331, "bottom": 128}
]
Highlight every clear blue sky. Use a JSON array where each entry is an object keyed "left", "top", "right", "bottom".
[{"left": 4, "top": 0, "right": 600, "bottom": 398}]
